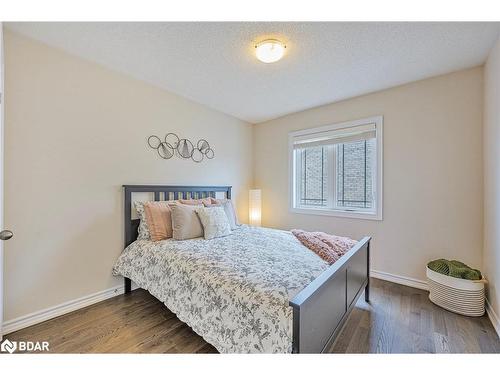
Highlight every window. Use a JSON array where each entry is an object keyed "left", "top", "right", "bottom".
[{"left": 289, "top": 116, "right": 383, "bottom": 220}]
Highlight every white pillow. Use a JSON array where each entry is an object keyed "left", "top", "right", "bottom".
[
  {"left": 196, "top": 206, "right": 232, "bottom": 240},
  {"left": 207, "top": 199, "right": 240, "bottom": 230},
  {"left": 221, "top": 201, "right": 239, "bottom": 230},
  {"left": 134, "top": 201, "right": 151, "bottom": 240}
]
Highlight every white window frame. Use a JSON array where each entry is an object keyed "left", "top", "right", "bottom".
[{"left": 289, "top": 116, "right": 383, "bottom": 221}]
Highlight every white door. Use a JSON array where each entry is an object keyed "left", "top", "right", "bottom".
[
  {"left": 0, "top": 22, "right": 4, "bottom": 340},
  {"left": 0, "top": 22, "right": 12, "bottom": 341}
]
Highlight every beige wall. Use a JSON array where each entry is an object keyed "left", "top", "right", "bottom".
[
  {"left": 3, "top": 31, "right": 253, "bottom": 321},
  {"left": 254, "top": 68, "right": 484, "bottom": 283},
  {"left": 483, "top": 37, "right": 500, "bottom": 320},
  {"left": 1, "top": 28, "right": 489, "bottom": 327}
]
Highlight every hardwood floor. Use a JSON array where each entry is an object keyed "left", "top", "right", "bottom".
[
  {"left": 6, "top": 278, "right": 499, "bottom": 353},
  {"left": 6, "top": 288, "right": 217, "bottom": 353},
  {"left": 330, "top": 279, "right": 499, "bottom": 353}
]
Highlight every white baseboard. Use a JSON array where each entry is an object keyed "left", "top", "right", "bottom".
[
  {"left": 370, "top": 269, "right": 429, "bottom": 290},
  {"left": 2, "top": 285, "right": 125, "bottom": 335},
  {"left": 486, "top": 298, "right": 500, "bottom": 338}
]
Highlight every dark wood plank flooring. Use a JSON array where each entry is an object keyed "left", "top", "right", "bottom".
[
  {"left": 6, "top": 278, "right": 499, "bottom": 353},
  {"left": 330, "top": 279, "right": 499, "bottom": 353}
]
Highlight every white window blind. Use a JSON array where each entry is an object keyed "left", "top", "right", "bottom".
[{"left": 292, "top": 123, "right": 376, "bottom": 149}]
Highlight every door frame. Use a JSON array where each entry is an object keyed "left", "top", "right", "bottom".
[{"left": 0, "top": 21, "right": 5, "bottom": 340}]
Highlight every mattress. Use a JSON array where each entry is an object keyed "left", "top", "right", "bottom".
[{"left": 112, "top": 225, "right": 328, "bottom": 353}]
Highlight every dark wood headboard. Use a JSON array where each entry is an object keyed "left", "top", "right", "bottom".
[{"left": 123, "top": 185, "right": 232, "bottom": 247}]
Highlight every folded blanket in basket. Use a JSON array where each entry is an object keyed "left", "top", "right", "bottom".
[
  {"left": 291, "top": 229, "right": 357, "bottom": 264},
  {"left": 427, "top": 259, "right": 482, "bottom": 280}
]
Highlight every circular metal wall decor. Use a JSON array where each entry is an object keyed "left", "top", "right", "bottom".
[
  {"left": 158, "top": 142, "right": 174, "bottom": 159},
  {"left": 205, "top": 148, "right": 214, "bottom": 159},
  {"left": 177, "top": 139, "right": 194, "bottom": 158},
  {"left": 147, "top": 135, "right": 162, "bottom": 149},
  {"left": 147, "top": 133, "right": 215, "bottom": 162},
  {"left": 191, "top": 148, "right": 204, "bottom": 163},
  {"left": 164, "top": 133, "right": 179, "bottom": 149},
  {"left": 197, "top": 139, "right": 210, "bottom": 153}
]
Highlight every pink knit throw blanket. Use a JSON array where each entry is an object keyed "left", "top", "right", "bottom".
[{"left": 291, "top": 229, "right": 357, "bottom": 264}]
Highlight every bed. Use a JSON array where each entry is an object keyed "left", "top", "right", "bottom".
[{"left": 113, "top": 185, "right": 371, "bottom": 353}]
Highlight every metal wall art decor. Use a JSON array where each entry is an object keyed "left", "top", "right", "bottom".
[{"left": 147, "top": 133, "right": 215, "bottom": 163}]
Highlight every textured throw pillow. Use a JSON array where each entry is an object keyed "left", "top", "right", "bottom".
[
  {"left": 134, "top": 201, "right": 151, "bottom": 240},
  {"left": 204, "top": 201, "right": 238, "bottom": 230},
  {"left": 195, "top": 206, "right": 232, "bottom": 240},
  {"left": 143, "top": 201, "right": 174, "bottom": 241},
  {"left": 207, "top": 198, "right": 240, "bottom": 228},
  {"left": 171, "top": 204, "right": 204, "bottom": 240}
]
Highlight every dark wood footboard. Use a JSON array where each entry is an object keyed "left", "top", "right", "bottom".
[{"left": 289, "top": 237, "right": 371, "bottom": 353}]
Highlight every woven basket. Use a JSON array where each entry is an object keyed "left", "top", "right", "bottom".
[{"left": 426, "top": 267, "right": 485, "bottom": 317}]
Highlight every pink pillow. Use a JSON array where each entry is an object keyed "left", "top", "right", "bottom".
[
  {"left": 143, "top": 201, "right": 175, "bottom": 241},
  {"left": 179, "top": 198, "right": 212, "bottom": 206}
]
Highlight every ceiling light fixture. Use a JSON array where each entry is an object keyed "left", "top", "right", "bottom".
[{"left": 255, "top": 39, "right": 286, "bottom": 63}]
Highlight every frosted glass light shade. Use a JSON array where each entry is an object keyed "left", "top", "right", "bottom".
[
  {"left": 249, "top": 189, "right": 262, "bottom": 226},
  {"left": 255, "top": 39, "right": 286, "bottom": 63}
]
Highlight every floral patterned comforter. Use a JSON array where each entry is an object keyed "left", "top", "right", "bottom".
[{"left": 112, "top": 225, "right": 328, "bottom": 353}]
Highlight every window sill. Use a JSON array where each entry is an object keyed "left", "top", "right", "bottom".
[{"left": 290, "top": 207, "right": 382, "bottom": 221}]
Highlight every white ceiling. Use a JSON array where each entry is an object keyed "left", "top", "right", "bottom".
[{"left": 6, "top": 22, "right": 500, "bottom": 123}]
